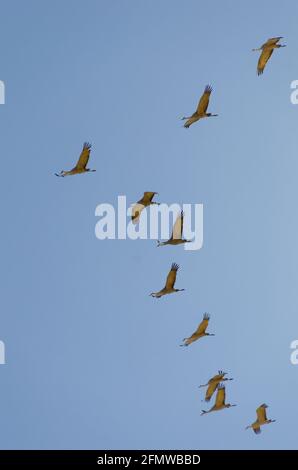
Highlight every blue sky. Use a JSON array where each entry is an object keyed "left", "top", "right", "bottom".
[{"left": 1, "top": 0, "right": 298, "bottom": 450}]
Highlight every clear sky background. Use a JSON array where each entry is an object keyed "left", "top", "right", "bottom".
[{"left": 1, "top": 0, "right": 298, "bottom": 450}]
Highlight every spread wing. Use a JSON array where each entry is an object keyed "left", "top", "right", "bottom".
[
  {"left": 165, "top": 263, "right": 179, "bottom": 289},
  {"left": 184, "top": 116, "right": 199, "bottom": 128},
  {"left": 256, "top": 404, "right": 267, "bottom": 423},
  {"left": 263, "top": 37, "right": 282, "bottom": 47},
  {"left": 196, "top": 85, "right": 212, "bottom": 115},
  {"left": 74, "top": 142, "right": 91, "bottom": 170},
  {"left": 131, "top": 192, "right": 157, "bottom": 223},
  {"left": 171, "top": 211, "right": 183, "bottom": 240},
  {"left": 205, "top": 381, "right": 219, "bottom": 402},
  {"left": 184, "top": 314, "right": 210, "bottom": 345},
  {"left": 142, "top": 192, "right": 157, "bottom": 204},
  {"left": 209, "top": 372, "right": 224, "bottom": 383},
  {"left": 131, "top": 202, "right": 145, "bottom": 224},
  {"left": 257, "top": 48, "right": 274, "bottom": 75},
  {"left": 196, "top": 313, "right": 210, "bottom": 335},
  {"left": 215, "top": 385, "right": 226, "bottom": 407}
]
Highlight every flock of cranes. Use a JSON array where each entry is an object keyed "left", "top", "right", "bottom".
[{"left": 55, "top": 36, "right": 283, "bottom": 438}]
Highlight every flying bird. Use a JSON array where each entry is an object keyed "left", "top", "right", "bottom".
[
  {"left": 180, "top": 313, "right": 214, "bottom": 347},
  {"left": 157, "top": 211, "right": 191, "bottom": 247},
  {"left": 245, "top": 404, "right": 276, "bottom": 434},
  {"left": 201, "top": 384, "right": 236, "bottom": 415},
  {"left": 181, "top": 85, "right": 218, "bottom": 128},
  {"left": 131, "top": 192, "right": 159, "bottom": 224},
  {"left": 253, "top": 37, "right": 286, "bottom": 75},
  {"left": 150, "top": 263, "right": 185, "bottom": 298},
  {"left": 55, "top": 142, "right": 95, "bottom": 177},
  {"left": 199, "top": 371, "right": 233, "bottom": 402}
]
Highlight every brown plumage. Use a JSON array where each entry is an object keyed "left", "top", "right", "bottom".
[
  {"left": 55, "top": 142, "right": 95, "bottom": 177},
  {"left": 157, "top": 211, "right": 191, "bottom": 247},
  {"left": 180, "top": 313, "right": 214, "bottom": 347},
  {"left": 150, "top": 263, "right": 185, "bottom": 298},
  {"left": 199, "top": 371, "right": 233, "bottom": 402},
  {"left": 181, "top": 85, "right": 218, "bottom": 128},
  {"left": 253, "top": 37, "right": 286, "bottom": 75},
  {"left": 131, "top": 192, "right": 159, "bottom": 224},
  {"left": 245, "top": 404, "right": 276, "bottom": 434},
  {"left": 201, "top": 384, "right": 236, "bottom": 415}
]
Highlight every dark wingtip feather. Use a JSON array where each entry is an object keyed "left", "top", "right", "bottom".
[{"left": 171, "top": 262, "right": 179, "bottom": 271}]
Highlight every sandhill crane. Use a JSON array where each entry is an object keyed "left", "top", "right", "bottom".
[
  {"left": 253, "top": 37, "right": 286, "bottom": 75},
  {"left": 199, "top": 371, "right": 233, "bottom": 402},
  {"left": 131, "top": 192, "right": 159, "bottom": 224},
  {"left": 180, "top": 313, "right": 214, "bottom": 347},
  {"left": 150, "top": 263, "right": 185, "bottom": 298},
  {"left": 55, "top": 142, "right": 95, "bottom": 177},
  {"left": 181, "top": 85, "right": 218, "bottom": 128},
  {"left": 245, "top": 404, "right": 276, "bottom": 434},
  {"left": 201, "top": 384, "right": 236, "bottom": 415},
  {"left": 157, "top": 211, "right": 191, "bottom": 247}
]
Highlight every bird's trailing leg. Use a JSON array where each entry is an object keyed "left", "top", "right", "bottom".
[{"left": 149, "top": 292, "right": 161, "bottom": 298}]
